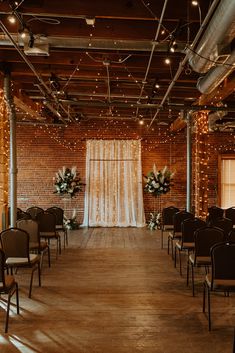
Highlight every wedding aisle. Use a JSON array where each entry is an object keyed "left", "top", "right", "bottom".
[{"left": 1, "top": 227, "right": 234, "bottom": 353}]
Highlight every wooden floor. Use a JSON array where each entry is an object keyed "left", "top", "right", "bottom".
[{"left": 1, "top": 227, "right": 234, "bottom": 353}]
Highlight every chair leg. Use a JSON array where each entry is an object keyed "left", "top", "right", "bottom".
[
  {"left": 203, "top": 282, "right": 206, "bottom": 313},
  {"left": 167, "top": 236, "right": 170, "bottom": 255},
  {"left": 29, "top": 266, "right": 37, "bottom": 298},
  {"left": 47, "top": 246, "right": 51, "bottom": 267},
  {"left": 208, "top": 287, "right": 211, "bottom": 331},
  {"left": 186, "top": 259, "right": 189, "bottom": 286},
  {"left": 58, "top": 235, "right": 61, "bottom": 254},
  {"left": 161, "top": 229, "right": 163, "bottom": 249},
  {"left": 65, "top": 229, "right": 68, "bottom": 246},
  {"left": 15, "top": 283, "right": 19, "bottom": 314},
  {"left": 174, "top": 246, "right": 177, "bottom": 268},
  {"left": 5, "top": 292, "right": 11, "bottom": 333},
  {"left": 179, "top": 250, "right": 182, "bottom": 276},
  {"left": 38, "top": 262, "right": 41, "bottom": 287},
  {"left": 63, "top": 231, "right": 66, "bottom": 249},
  {"left": 191, "top": 264, "right": 195, "bottom": 296}
]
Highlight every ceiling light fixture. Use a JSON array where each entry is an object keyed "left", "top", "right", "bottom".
[
  {"left": 85, "top": 17, "right": 95, "bottom": 26},
  {"left": 169, "top": 41, "right": 178, "bottom": 53},
  {"left": 191, "top": 1, "right": 202, "bottom": 26},
  {"left": 164, "top": 58, "right": 171, "bottom": 65},
  {"left": 8, "top": 14, "right": 16, "bottom": 24}
]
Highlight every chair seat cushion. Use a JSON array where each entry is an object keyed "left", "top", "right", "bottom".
[
  {"left": 169, "top": 231, "right": 181, "bottom": 240},
  {"left": 6, "top": 253, "right": 40, "bottom": 265},
  {"left": 40, "top": 231, "right": 59, "bottom": 238},
  {"left": 206, "top": 274, "right": 235, "bottom": 290},
  {"left": 189, "top": 253, "right": 211, "bottom": 266},
  {"left": 176, "top": 241, "right": 194, "bottom": 250}
]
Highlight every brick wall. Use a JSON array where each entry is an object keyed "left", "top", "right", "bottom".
[{"left": 15, "top": 119, "right": 235, "bottom": 223}]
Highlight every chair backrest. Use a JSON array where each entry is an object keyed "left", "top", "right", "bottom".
[
  {"left": 210, "top": 242, "right": 235, "bottom": 289},
  {"left": 173, "top": 211, "right": 194, "bottom": 233},
  {"left": 225, "top": 207, "right": 235, "bottom": 225},
  {"left": 194, "top": 226, "right": 225, "bottom": 259},
  {"left": 26, "top": 207, "right": 44, "bottom": 220},
  {"left": 228, "top": 229, "right": 235, "bottom": 243},
  {"left": 211, "top": 217, "right": 233, "bottom": 240},
  {"left": 46, "top": 207, "right": 64, "bottom": 226},
  {"left": 17, "top": 211, "right": 32, "bottom": 221},
  {"left": 207, "top": 206, "right": 224, "bottom": 223},
  {"left": 16, "top": 219, "right": 40, "bottom": 247},
  {"left": 0, "top": 249, "right": 6, "bottom": 287},
  {"left": 161, "top": 206, "right": 179, "bottom": 227},
  {"left": 36, "top": 211, "right": 57, "bottom": 233},
  {"left": 181, "top": 218, "right": 206, "bottom": 243},
  {"left": 0, "top": 228, "right": 30, "bottom": 259}
]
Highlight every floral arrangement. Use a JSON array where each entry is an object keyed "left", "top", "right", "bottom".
[
  {"left": 143, "top": 164, "right": 174, "bottom": 196},
  {"left": 63, "top": 210, "right": 79, "bottom": 230},
  {"left": 54, "top": 166, "right": 84, "bottom": 198},
  {"left": 148, "top": 212, "right": 161, "bottom": 230}
]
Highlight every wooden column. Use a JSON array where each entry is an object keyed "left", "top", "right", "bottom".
[
  {"left": 0, "top": 88, "right": 9, "bottom": 229},
  {"left": 194, "top": 111, "right": 209, "bottom": 219}
]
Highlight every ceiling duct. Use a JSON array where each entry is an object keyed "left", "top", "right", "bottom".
[
  {"left": 24, "top": 35, "right": 49, "bottom": 56},
  {"left": 196, "top": 48, "right": 235, "bottom": 94},
  {"left": 208, "top": 110, "right": 228, "bottom": 131},
  {"left": 188, "top": 0, "right": 235, "bottom": 74}
]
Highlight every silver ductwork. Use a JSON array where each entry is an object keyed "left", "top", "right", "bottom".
[
  {"left": 197, "top": 48, "right": 235, "bottom": 94},
  {"left": 189, "top": 0, "right": 235, "bottom": 74},
  {"left": 208, "top": 110, "right": 228, "bottom": 131}
]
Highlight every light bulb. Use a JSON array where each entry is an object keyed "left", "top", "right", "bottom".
[
  {"left": 8, "top": 15, "right": 16, "bottom": 24},
  {"left": 165, "top": 58, "right": 171, "bottom": 65}
]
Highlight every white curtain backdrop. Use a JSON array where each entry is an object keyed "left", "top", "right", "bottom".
[{"left": 83, "top": 139, "right": 145, "bottom": 227}]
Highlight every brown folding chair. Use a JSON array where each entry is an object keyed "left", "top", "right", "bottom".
[
  {"left": 161, "top": 206, "right": 179, "bottom": 249},
  {"left": 175, "top": 218, "right": 206, "bottom": 275},
  {"left": 46, "top": 207, "right": 68, "bottom": 248},
  {"left": 225, "top": 207, "right": 235, "bottom": 226},
  {"left": 0, "top": 228, "right": 41, "bottom": 298},
  {"left": 17, "top": 219, "right": 50, "bottom": 269},
  {"left": 203, "top": 242, "right": 235, "bottom": 330},
  {"left": 207, "top": 206, "right": 224, "bottom": 225},
  {"left": 188, "top": 226, "right": 224, "bottom": 296},
  {"left": 26, "top": 206, "right": 44, "bottom": 220},
  {"left": 168, "top": 210, "right": 194, "bottom": 259},
  {"left": 37, "top": 211, "right": 61, "bottom": 259},
  {"left": 211, "top": 217, "right": 233, "bottom": 240},
  {"left": 0, "top": 249, "right": 19, "bottom": 333}
]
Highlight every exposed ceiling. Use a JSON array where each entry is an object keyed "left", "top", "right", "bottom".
[{"left": 0, "top": 0, "right": 235, "bottom": 129}]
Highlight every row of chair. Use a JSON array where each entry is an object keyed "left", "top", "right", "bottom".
[
  {"left": 160, "top": 206, "right": 235, "bottom": 331},
  {"left": 0, "top": 206, "right": 68, "bottom": 333}
]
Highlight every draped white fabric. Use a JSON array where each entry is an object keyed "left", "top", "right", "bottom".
[{"left": 83, "top": 139, "right": 146, "bottom": 227}]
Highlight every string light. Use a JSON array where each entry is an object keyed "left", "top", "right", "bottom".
[
  {"left": 7, "top": 15, "right": 16, "bottom": 24},
  {"left": 164, "top": 58, "right": 171, "bottom": 65}
]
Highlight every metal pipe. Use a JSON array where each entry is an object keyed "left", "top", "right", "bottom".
[
  {"left": 197, "top": 48, "right": 235, "bottom": 94},
  {"left": 148, "top": 0, "right": 221, "bottom": 129},
  {"left": 0, "top": 20, "right": 68, "bottom": 124},
  {"left": 186, "top": 112, "right": 192, "bottom": 213},
  {"left": 0, "top": 34, "right": 187, "bottom": 52},
  {"left": 135, "top": 0, "right": 169, "bottom": 117},
  {"left": 4, "top": 71, "right": 17, "bottom": 227},
  {"left": 189, "top": 0, "right": 235, "bottom": 73}
]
